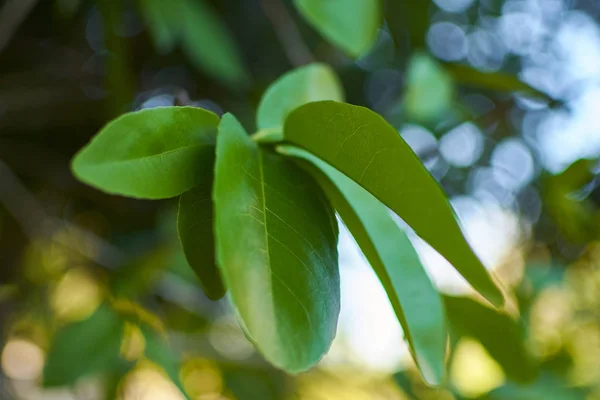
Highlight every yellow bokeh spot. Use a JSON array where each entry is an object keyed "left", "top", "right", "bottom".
[
  {"left": 120, "top": 322, "right": 146, "bottom": 361},
  {"left": 119, "top": 361, "right": 185, "bottom": 400},
  {"left": 51, "top": 268, "right": 102, "bottom": 321},
  {"left": 450, "top": 338, "right": 505, "bottom": 398},
  {"left": 181, "top": 358, "right": 223, "bottom": 399},
  {"left": 1, "top": 338, "right": 45, "bottom": 380}
]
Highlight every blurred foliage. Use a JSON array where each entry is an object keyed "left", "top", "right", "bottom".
[{"left": 0, "top": 0, "right": 600, "bottom": 399}]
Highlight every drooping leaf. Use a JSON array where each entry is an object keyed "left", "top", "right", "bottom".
[
  {"left": 72, "top": 107, "right": 219, "bottom": 199},
  {"left": 177, "top": 173, "right": 226, "bottom": 300},
  {"left": 138, "top": 0, "right": 248, "bottom": 86},
  {"left": 284, "top": 101, "right": 503, "bottom": 306},
  {"left": 443, "top": 63, "right": 552, "bottom": 101},
  {"left": 256, "top": 63, "right": 343, "bottom": 136},
  {"left": 294, "top": 0, "right": 381, "bottom": 57},
  {"left": 278, "top": 145, "right": 446, "bottom": 385},
  {"left": 444, "top": 296, "right": 537, "bottom": 383},
  {"left": 213, "top": 114, "right": 340, "bottom": 372},
  {"left": 405, "top": 52, "right": 454, "bottom": 123},
  {"left": 180, "top": 0, "right": 249, "bottom": 87},
  {"left": 139, "top": 0, "right": 180, "bottom": 53},
  {"left": 44, "top": 303, "right": 126, "bottom": 387}
]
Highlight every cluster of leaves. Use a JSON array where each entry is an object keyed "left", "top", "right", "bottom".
[{"left": 70, "top": 62, "right": 506, "bottom": 385}]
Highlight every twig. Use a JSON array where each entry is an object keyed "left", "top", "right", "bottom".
[
  {"left": 0, "top": 159, "right": 125, "bottom": 268},
  {"left": 0, "top": 0, "right": 39, "bottom": 53},
  {"left": 259, "top": 0, "right": 314, "bottom": 66}
]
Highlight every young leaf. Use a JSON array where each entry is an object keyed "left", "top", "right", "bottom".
[
  {"left": 278, "top": 145, "right": 446, "bottom": 385},
  {"left": 213, "top": 114, "right": 340, "bottom": 372},
  {"left": 294, "top": 0, "right": 381, "bottom": 58},
  {"left": 177, "top": 174, "right": 226, "bottom": 300},
  {"left": 444, "top": 296, "right": 537, "bottom": 383},
  {"left": 72, "top": 107, "right": 219, "bottom": 199},
  {"left": 44, "top": 303, "right": 126, "bottom": 387},
  {"left": 284, "top": 101, "right": 504, "bottom": 306},
  {"left": 256, "top": 63, "right": 343, "bottom": 135}
]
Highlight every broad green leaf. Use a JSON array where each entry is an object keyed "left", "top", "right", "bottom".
[
  {"left": 256, "top": 63, "right": 343, "bottom": 134},
  {"left": 294, "top": 0, "right": 381, "bottom": 57},
  {"left": 180, "top": 0, "right": 249, "bottom": 87},
  {"left": 284, "top": 101, "right": 503, "bottom": 306},
  {"left": 213, "top": 114, "right": 340, "bottom": 372},
  {"left": 177, "top": 174, "right": 226, "bottom": 300},
  {"left": 72, "top": 107, "right": 219, "bottom": 199},
  {"left": 278, "top": 145, "right": 446, "bottom": 385},
  {"left": 405, "top": 52, "right": 454, "bottom": 122},
  {"left": 44, "top": 303, "right": 125, "bottom": 386},
  {"left": 444, "top": 296, "right": 536, "bottom": 383}
]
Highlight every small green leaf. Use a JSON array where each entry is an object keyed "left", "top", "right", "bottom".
[
  {"left": 284, "top": 101, "right": 503, "bottom": 306},
  {"left": 177, "top": 175, "right": 226, "bottom": 300},
  {"left": 44, "top": 304, "right": 125, "bottom": 387},
  {"left": 294, "top": 0, "right": 381, "bottom": 57},
  {"left": 279, "top": 145, "right": 446, "bottom": 385},
  {"left": 139, "top": 0, "right": 180, "bottom": 53},
  {"left": 72, "top": 107, "right": 219, "bottom": 199},
  {"left": 213, "top": 114, "right": 340, "bottom": 372},
  {"left": 444, "top": 296, "right": 537, "bottom": 383},
  {"left": 405, "top": 52, "right": 454, "bottom": 122},
  {"left": 256, "top": 63, "right": 343, "bottom": 134}
]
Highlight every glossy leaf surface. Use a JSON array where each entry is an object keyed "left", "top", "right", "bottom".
[
  {"left": 284, "top": 101, "right": 503, "bottom": 306},
  {"left": 72, "top": 107, "right": 219, "bottom": 199},
  {"left": 294, "top": 0, "right": 381, "bottom": 57},
  {"left": 279, "top": 145, "right": 446, "bottom": 384},
  {"left": 256, "top": 63, "right": 343, "bottom": 134},
  {"left": 213, "top": 114, "right": 340, "bottom": 372},
  {"left": 178, "top": 174, "right": 226, "bottom": 300},
  {"left": 44, "top": 304, "right": 125, "bottom": 386}
]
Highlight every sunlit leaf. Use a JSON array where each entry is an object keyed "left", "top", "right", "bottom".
[
  {"left": 405, "top": 52, "right": 454, "bottom": 122},
  {"left": 256, "top": 63, "right": 343, "bottom": 135},
  {"left": 278, "top": 145, "right": 447, "bottom": 385},
  {"left": 294, "top": 0, "right": 381, "bottom": 57},
  {"left": 213, "top": 114, "right": 340, "bottom": 372},
  {"left": 72, "top": 107, "right": 219, "bottom": 199},
  {"left": 284, "top": 101, "right": 503, "bottom": 306},
  {"left": 444, "top": 296, "right": 537, "bottom": 383},
  {"left": 178, "top": 175, "right": 226, "bottom": 300},
  {"left": 44, "top": 303, "right": 126, "bottom": 387}
]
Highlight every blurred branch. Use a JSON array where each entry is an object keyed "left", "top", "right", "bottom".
[
  {"left": 259, "top": 0, "right": 314, "bottom": 66},
  {"left": 0, "top": 0, "right": 39, "bottom": 53},
  {"left": 0, "top": 159, "right": 125, "bottom": 267}
]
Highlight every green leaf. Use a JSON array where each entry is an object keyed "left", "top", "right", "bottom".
[
  {"left": 177, "top": 175, "right": 226, "bottom": 300},
  {"left": 443, "top": 63, "right": 552, "bottom": 101},
  {"left": 180, "top": 0, "right": 249, "bottom": 87},
  {"left": 294, "top": 0, "right": 381, "bottom": 57},
  {"left": 405, "top": 52, "right": 454, "bottom": 122},
  {"left": 139, "top": 0, "right": 248, "bottom": 86},
  {"left": 142, "top": 327, "right": 189, "bottom": 399},
  {"left": 284, "top": 101, "right": 503, "bottom": 306},
  {"left": 443, "top": 296, "right": 537, "bottom": 383},
  {"left": 72, "top": 106, "right": 219, "bottom": 199},
  {"left": 139, "top": 0, "right": 180, "bottom": 53},
  {"left": 44, "top": 304, "right": 125, "bottom": 387},
  {"left": 213, "top": 114, "right": 340, "bottom": 372},
  {"left": 256, "top": 63, "right": 343, "bottom": 134},
  {"left": 278, "top": 145, "right": 447, "bottom": 385}
]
